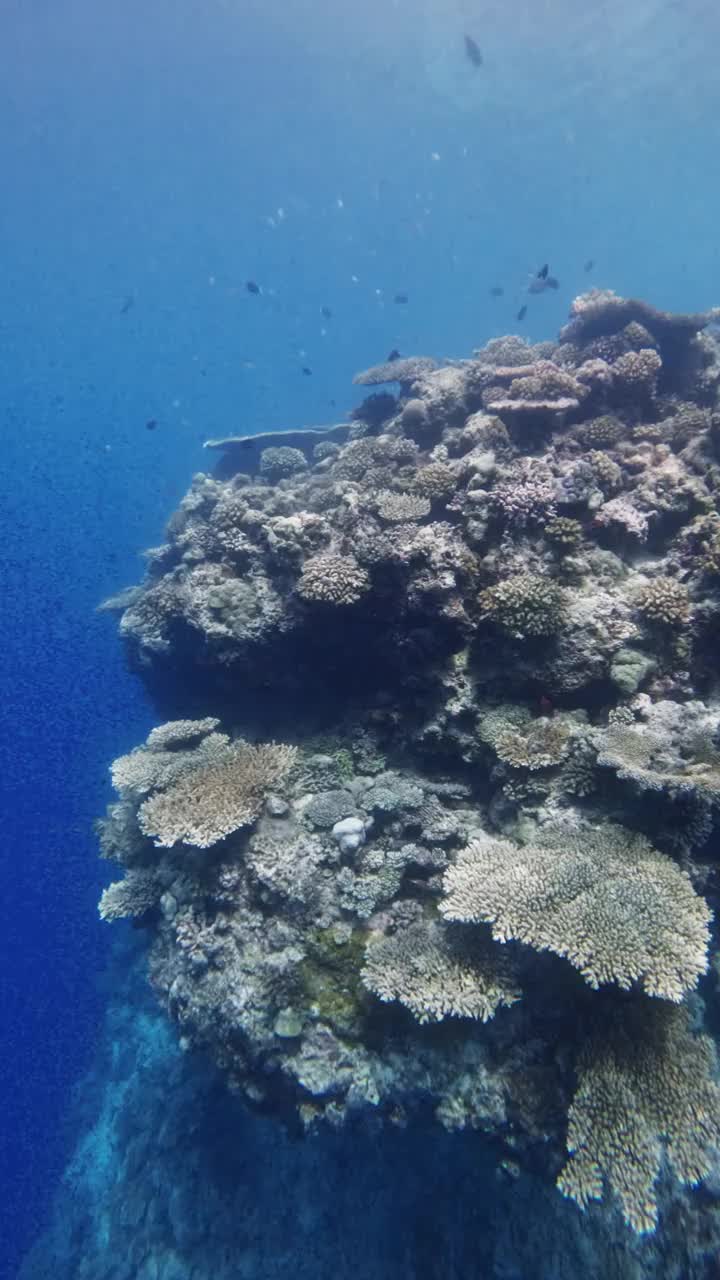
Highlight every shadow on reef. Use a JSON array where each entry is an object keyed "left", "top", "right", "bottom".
[{"left": 83, "top": 290, "right": 720, "bottom": 1266}]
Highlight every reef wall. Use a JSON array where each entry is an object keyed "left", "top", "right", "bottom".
[{"left": 26, "top": 291, "right": 720, "bottom": 1276}]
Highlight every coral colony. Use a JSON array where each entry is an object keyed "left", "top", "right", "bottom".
[{"left": 100, "top": 291, "right": 720, "bottom": 1239}]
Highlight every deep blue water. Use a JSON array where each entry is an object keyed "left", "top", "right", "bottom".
[{"left": 2, "top": 1, "right": 720, "bottom": 1275}]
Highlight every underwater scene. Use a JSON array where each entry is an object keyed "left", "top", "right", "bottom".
[{"left": 5, "top": 1, "right": 720, "bottom": 1277}]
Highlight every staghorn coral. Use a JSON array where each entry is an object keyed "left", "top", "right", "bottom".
[
  {"left": 296, "top": 553, "right": 370, "bottom": 605},
  {"left": 478, "top": 575, "right": 566, "bottom": 637},
  {"left": 558, "top": 1000, "right": 720, "bottom": 1234},
  {"left": 138, "top": 741, "right": 297, "bottom": 848},
  {"left": 361, "top": 918, "right": 520, "bottom": 1024},
  {"left": 440, "top": 824, "right": 711, "bottom": 1000}
]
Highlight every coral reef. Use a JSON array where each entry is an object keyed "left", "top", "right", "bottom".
[
  {"left": 558, "top": 999, "right": 720, "bottom": 1234},
  {"left": 440, "top": 825, "right": 710, "bottom": 1000},
  {"left": 96, "top": 292, "right": 720, "bottom": 1248}
]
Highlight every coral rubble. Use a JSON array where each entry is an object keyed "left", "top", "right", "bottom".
[{"left": 98, "top": 292, "right": 720, "bottom": 1249}]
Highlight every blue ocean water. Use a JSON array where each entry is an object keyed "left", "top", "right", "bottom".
[{"left": 3, "top": 1, "right": 720, "bottom": 1276}]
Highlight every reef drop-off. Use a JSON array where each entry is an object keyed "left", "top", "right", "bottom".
[{"left": 25, "top": 291, "right": 720, "bottom": 1277}]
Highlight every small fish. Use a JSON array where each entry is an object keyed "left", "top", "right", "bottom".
[
  {"left": 321, "top": 306, "right": 333, "bottom": 319},
  {"left": 528, "top": 272, "right": 560, "bottom": 295},
  {"left": 537, "top": 263, "right": 549, "bottom": 280},
  {"left": 464, "top": 34, "right": 483, "bottom": 67},
  {"left": 145, "top": 419, "right": 158, "bottom": 431},
  {"left": 387, "top": 349, "right": 401, "bottom": 362},
  {"left": 583, "top": 258, "right": 595, "bottom": 272},
  {"left": 120, "top": 294, "right": 134, "bottom": 315},
  {"left": 246, "top": 280, "right": 261, "bottom": 295},
  {"left": 489, "top": 286, "right": 504, "bottom": 298},
  {"left": 516, "top": 305, "right": 527, "bottom": 322},
  {"left": 393, "top": 292, "right": 409, "bottom": 304},
  {"left": 302, "top": 366, "right": 313, "bottom": 376}
]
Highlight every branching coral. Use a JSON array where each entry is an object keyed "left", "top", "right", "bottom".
[
  {"left": 296, "top": 553, "right": 370, "bottom": 605},
  {"left": 636, "top": 578, "right": 690, "bottom": 627},
  {"left": 99, "top": 868, "right": 166, "bottom": 921},
  {"left": 375, "top": 490, "right": 431, "bottom": 523},
  {"left": 413, "top": 461, "right": 457, "bottom": 500},
  {"left": 361, "top": 918, "right": 519, "bottom": 1024},
  {"left": 260, "top": 447, "right": 308, "bottom": 482},
  {"left": 353, "top": 356, "right": 437, "bottom": 386},
  {"left": 491, "top": 461, "right": 557, "bottom": 527},
  {"left": 596, "top": 697, "right": 720, "bottom": 801},
  {"left": 440, "top": 825, "right": 711, "bottom": 1000},
  {"left": 111, "top": 721, "right": 230, "bottom": 798},
  {"left": 478, "top": 575, "right": 566, "bottom": 637},
  {"left": 558, "top": 1000, "right": 720, "bottom": 1233},
  {"left": 138, "top": 741, "right": 298, "bottom": 848},
  {"left": 611, "top": 348, "right": 661, "bottom": 396},
  {"left": 544, "top": 517, "right": 583, "bottom": 550},
  {"left": 493, "top": 719, "right": 571, "bottom": 770}
]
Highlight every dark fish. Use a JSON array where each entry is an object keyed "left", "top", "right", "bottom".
[
  {"left": 464, "top": 34, "right": 483, "bottom": 67},
  {"left": 120, "top": 294, "right": 134, "bottom": 315},
  {"left": 239, "top": 440, "right": 254, "bottom": 450},
  {"left": 545, "top": 276, "right": 559, "bottom": 290},
  {"left": 145, "top": 419, "right": 158, "bottom": 431},
  {"left": 321, "top": 306, "right": 333, "bottom": 319},
  {"left": 393, "top": 293, "right": 409, "bottom": 304},
  {"left": 489, "top": 286, "right": 504, "bottom": 298},
  {"left": 537, "top": 263, "right": 549, "bottom": 280},
  {"left": 516, "top": 305, "right": 527, "bottom": 322},
  {"left": 302, "top": 366, "right": 313, "bottom": 376},
  {"left": 583, "top": 259, "right": 595, "bottom": 272},
  {"left": 387, "top": 348, "right": 401, "bottom": 362},
  {"left": 246, "top": 280, "right": 261, "bottom": 295}
]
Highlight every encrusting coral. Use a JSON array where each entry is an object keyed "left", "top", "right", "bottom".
[{"left": 97, "top": 292, "right": 720, "bottom": 1248}]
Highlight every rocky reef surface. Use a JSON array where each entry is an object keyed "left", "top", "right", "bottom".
[{"left": 34, "top": 291, "right": 720, "bottom": 1272}]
